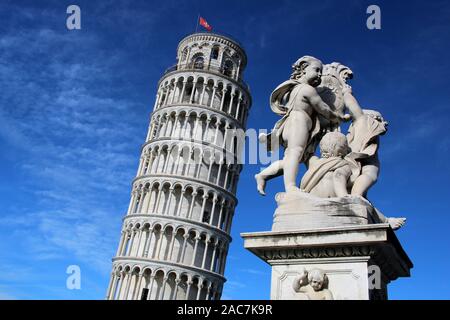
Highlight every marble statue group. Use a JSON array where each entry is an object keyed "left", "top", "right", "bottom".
[
  {"left": 243, "top": 55, "right": 413, "bottom": 301},
  {"left": 255, "top": 56, "right": 405, "bottom": 230}
]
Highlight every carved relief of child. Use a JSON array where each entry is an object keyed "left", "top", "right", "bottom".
[{"left": 293, "top": 268, "right": 334, "bottom": 300}]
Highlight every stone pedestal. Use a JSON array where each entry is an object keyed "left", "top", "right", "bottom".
[{"left": 241, "top": 224, "right": 413, "bottom": 300}]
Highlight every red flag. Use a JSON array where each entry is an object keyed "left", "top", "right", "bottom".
[{"left": 199, "top": 17, "right": 212, "bottom": 31}]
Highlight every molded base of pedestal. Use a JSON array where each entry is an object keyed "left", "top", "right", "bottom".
[{"left": 241, "top": 224, "right": 413, "bottom": 300}]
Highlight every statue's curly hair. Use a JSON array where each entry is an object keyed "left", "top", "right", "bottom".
[
  {"left": 290, "top": 56, "right": 323, "bottom": 80},
  {"left": 308, "top": 269, "right": 328, "bottom": 286},
  {"left": 319, "top": 132, "right": 350, "bottom": 158}
]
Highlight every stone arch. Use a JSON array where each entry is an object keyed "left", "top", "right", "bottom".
[
  {"left": 172, "top": 227, "right": 186, "bottom": 263},
  {"left": 182, "top": 229, "right": 198, "bottom": 266},
  {"left": 213, "top": 240, "right": 223, "bottom": 273},
  {"left": 126, "top": 221, "right": 134, "bottom": 230},
  {"left": 188, "top": 276, "right": 200, "bottom": 300},
  {"left": 149, "top": 223, "right": 163, "bottom": 259},
  {"left": 189, "top": 187, "right": 206, "bottom": 222},
  {"left": 150, "top": 269, "right": 166, "bottom": 300},
  {"left": 222, "top": 83, "right": 234, "bottom": 113},
  {"left": 170, "top": 183, "right": 184, "bottom": 217},
  {"left": 193, "top": 113, "right": 208, "bottom": 141},
  {"left": 190, "top": 146, "right": 203, "bottom": 178},
  {"left": 156, "top": 181, "right": 171, "bottom": 215},
  {"left": 161, "top": 224, "right": 174, "bottom": 260},
  {"left": 222, "top": 58, "right": 234, "bottom": 78},
  {"left": 229, "top": 89, "right": 241, "bottom": 118},
  {"left": 159, "top": 110, "right": 173, "bottom": 137},
  {"left": 205, "top": 78, "right": 216, "bottom": 107},
  {"left": 166, "top": 144, "right": 180, "bottom": 175},
  {"left": 146, "top": 181, "right": 161, "bottom": 214},
  {"left": 131, "top": 265, "right": 141, "bottom": 274},
  {"left": 193, "top": 232, "right": 208, "bottom": 268},
  {"left": 176, "top": 144, "right": 191, "bottom": 177},
  {"left": 180, "top": 47, "right": 188, "bottom": 61},
  {"left": 158, "top": 143, "right": 171, "bottom": 174},
  {"left": 123, "top": 264, "right": 132, "bottom": 273},
  {"left": 113, "top": 265, "right": 127, "bottom": 300},
  {"left": 172, "top": 110, "right": 186, "bottom": 138},
  {"left": 142, "top": 266, "right": 153, "bottom": 276},
  {"left": 142, "top": 222, "right": 151, "bottom": 230},
  {"left": 164, "top": 271, "right": 178, "bottom": 299},
  {"left": 198, "top": 278, "right": 209, "bottom": 300},
  {"left": 210, "top": 45, "right": 220, "bottom": 61},
  {"left": 182, "top": 76, "right": 195, "bottom": 104},
  {"left": 191, "top": 52, "right": 205, "bottom": 69},
  {"left": 176, "top": 273, "right": 189, "bottom": 299}
]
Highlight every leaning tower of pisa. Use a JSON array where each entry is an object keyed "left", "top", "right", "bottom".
[{"left": 106, "top": 32, "right": 251, "bottom": 300}]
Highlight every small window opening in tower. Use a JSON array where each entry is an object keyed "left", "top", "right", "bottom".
[
  {"left": 141, "top": 288, "right": 149, "bottom": 300},
  {"left": 223, "top": 60, "right": 234, "bottom": 77},
  {"left": 211, "top": 47, "right": 219, "bottom": 60},
  {"left": 202, "top": 211, "right": 210, "bottom": 223},
  {"left": 193, "top": 55, "right": 204, "bottom": 69}
]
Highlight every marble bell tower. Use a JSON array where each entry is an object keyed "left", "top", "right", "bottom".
[{"left": 106, "top": 32, "right": 251, "bottom": 300}]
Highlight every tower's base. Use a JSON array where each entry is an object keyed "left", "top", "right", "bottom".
[{"left": 241, "top": 224, "right": 413, "bottom": 300}]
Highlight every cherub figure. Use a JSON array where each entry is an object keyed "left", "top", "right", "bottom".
[
  {"left": 255, "top": 56, "right": 349, "bottom": 195},
  {"left": 333, "top": 73, "right": 387, "bottom": 198},
  {"left": 347, "top": 108, "right": 387, "bottom": 197},
  {"left": 300, "top": 132, "right": 406, "bottom": 230},
  {"left": 292, "top": 268, "right": 334, "bottom": 300},
  {"left": 299, "top": 131, "right": 360, "bottom": 198}
]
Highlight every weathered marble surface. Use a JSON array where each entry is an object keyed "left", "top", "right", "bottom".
[{"left": 272, "top": 190, "right": 379, "bottom": 231}]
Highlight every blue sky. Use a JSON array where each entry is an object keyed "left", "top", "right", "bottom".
[{"left": 0, "top": 0, "right": 449, "bottom": 300}]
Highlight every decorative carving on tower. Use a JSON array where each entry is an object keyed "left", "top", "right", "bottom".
[{"left": 106, "top": 32, "right": 251, "bottom": 300}]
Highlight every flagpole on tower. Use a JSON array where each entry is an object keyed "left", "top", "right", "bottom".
[{"left": 195, "top": 14, "right": 200, "bottom": 33}]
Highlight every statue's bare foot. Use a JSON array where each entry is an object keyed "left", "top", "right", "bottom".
[
  {"left": 286, "top": 185, "right": 301, "bottom": 193},
  {"left": 255, "top": 174, "right": 266, "bottom": 196},
  {"left": 387, "top": 217, "right": 406, "bottom": 230}
]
